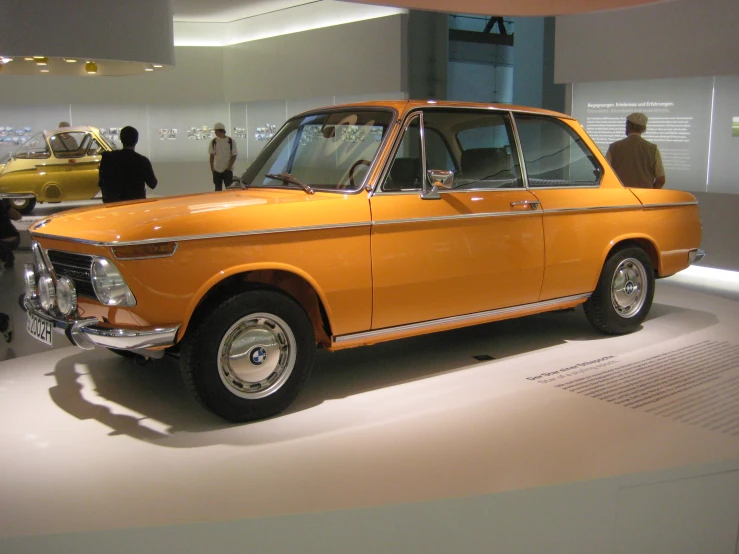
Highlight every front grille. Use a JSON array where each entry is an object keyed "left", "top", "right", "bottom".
[{"left": 47, "top": 250, "right": 96, "bottom": 299}]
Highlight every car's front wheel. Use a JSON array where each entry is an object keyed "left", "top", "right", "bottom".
[
  {"left": 180, "top": 290, "right": 315, "bottom": 422},
  {"left": 9, "top": 196, "right": 36, "bottom": 215},
  {"left": 584, "top": 246, "right": 655, "bottom": 335}
]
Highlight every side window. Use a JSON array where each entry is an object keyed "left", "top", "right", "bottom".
[
  {"left": 514, "top": 115, "right": 601, "bottom": 187},
  {"left": 87, "top": 138, "right": 103, "bottom": 156},
  {"left": 425, "top": 109, "right": 522, "bottom": 190},
  {"left": 49, "top": 131, "right": 87, "bottom": 158},
  {"left": 382, "top": 117, "right": 422, "bottom": 192},
  {"left": 13, "top": 132, "right": 50, "bottom": 159}
]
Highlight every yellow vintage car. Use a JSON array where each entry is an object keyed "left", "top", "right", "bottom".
[
  {"left": 0, "top": 126, "right": 113, "bottom": 214},
  {"left": 22, "top": 100, "right": 703, "bottom": 422}
]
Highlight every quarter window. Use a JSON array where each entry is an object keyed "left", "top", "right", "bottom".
[
  {"left": 382, "top": 116, "right": 422, "bottom": 192},
  {"left": 87, "top": 138, "right": 103, "bottom": 156},
  {"left": 12, "top": 132, "right": 49, "bottom": 159},
  {"left": 514, "top": 115, "right": 601, "bottom": 187}
]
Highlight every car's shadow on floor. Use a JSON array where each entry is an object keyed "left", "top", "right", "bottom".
[{"left": 46, "top": 301, "right": 717, "bottom": 447}]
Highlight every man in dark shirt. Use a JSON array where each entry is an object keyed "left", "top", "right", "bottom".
[
  {"left": 1, "top": 198, "right": 21, "bottom": 343},
  {"left": 98, "top": 126, "right": 158, "bottom": 203},
  {"left": 0, "top": 198, "right": 21, "bottom": 270}
]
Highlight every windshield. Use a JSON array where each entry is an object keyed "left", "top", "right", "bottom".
[{"left": 242, "top": 109, "right": 393, "bottom": 192}]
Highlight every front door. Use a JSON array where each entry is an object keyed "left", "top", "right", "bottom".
[
  {"left": 44, "top": 132, "right": 102, "bottom": 200},
  {"left": 369, "top": 109, "right": 545, "bottom": 330}
]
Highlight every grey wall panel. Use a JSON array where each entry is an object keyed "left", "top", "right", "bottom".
[
  {"left": 555, "top": 0, "right": 739, "bottom": 84},
  {"left": 223, "top": 15, "right": 405, "bottom": 102},
  {"left": 0, "top": 48, "right": 224, "bottom": 105}
]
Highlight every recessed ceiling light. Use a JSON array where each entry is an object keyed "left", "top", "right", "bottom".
[
  {"left": 64, "top": 58, "right": 77, "bottom": 63},
  {"left": 153, "top": 64, "right": 163, "bottom": 68},
  {"left": 40, "top": 69, "right": 49, "bottom": 73},
  {"left": 24, "top": 57, "right": 34, "bottom": 61},
  {"left": 85, "top": 61, "right": 98, "bottom": 74},
  {"left": 34, "top": 56, "right": 49, "bottom": 66}
]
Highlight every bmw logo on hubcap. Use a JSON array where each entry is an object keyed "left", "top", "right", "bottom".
[
  {"left": 250, "top": 346, "right": 267, "bottom": 366},
  {"left": 625, "top": 281, "right": 634, "bottom": 294}
]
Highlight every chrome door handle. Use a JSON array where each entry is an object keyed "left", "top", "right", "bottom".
[{"left": 510, "top": 200, "right": 540, "bottom": 210}]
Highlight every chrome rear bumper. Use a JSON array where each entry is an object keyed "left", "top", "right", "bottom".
[
  {"left": 22, "top": 295, "right": 179, "bottom": 353},
  {"left": 688, "top": 248, "right": 706, "bottom": 265}
]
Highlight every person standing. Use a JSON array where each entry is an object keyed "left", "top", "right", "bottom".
[
  {"left": 606, "top": 112, "right": 666, "bottom": 189},
  {"left": 208, "top": 122, "right": 237, "bottom": 191},
  {"left": 0, "top": 198, "right": 21, "bottom": 270},
  {"left": 98, "top": 126, "right": 158, "bottom": 203}
]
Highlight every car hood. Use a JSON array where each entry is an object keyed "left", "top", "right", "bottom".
[{"left": 29, "top": 188, "right": 370, "bottom": 245}]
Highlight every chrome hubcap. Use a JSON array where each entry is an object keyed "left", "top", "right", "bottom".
[
  {"left": 217, "top": 312, "right": 296, "bottom": 399},
  {"left": 610, "top": 257, "right": 647, "bottom": 318},
  {"left": 10, "top": 198, "right": 29, "bottom": 209}
]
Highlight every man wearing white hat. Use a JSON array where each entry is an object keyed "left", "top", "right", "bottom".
[
  {"left": 208, "top": 122, "right": 238, "bottom": 191},
  {"left": 606, "top": 112, "right": 665, "bottom": 189}
]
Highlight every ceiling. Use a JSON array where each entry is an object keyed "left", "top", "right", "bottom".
[{"left": 172, "top": 0, "right": 673, "bottom": 21}]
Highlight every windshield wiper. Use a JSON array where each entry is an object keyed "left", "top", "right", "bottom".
[{"left": 265, "top": 172, "right": 314, "bottom": 195}]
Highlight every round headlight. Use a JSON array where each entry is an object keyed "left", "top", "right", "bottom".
[
  {"left": 56, "top": 276, "right": 78, "bottom": 316},
  {"left": 38, "top": 274, "right": 56, "bottom": 311},
  {"left": 24, "top": 263, "right": 37, "bottom": 298},
  {"left": 91, "top": 257, "right": 135, "bottom": 306}
]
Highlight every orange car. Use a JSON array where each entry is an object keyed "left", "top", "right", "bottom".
[{"left": 22, "top": 100, "right": 703, "bottom": 422}]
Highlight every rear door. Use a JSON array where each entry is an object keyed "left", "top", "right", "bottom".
[{"left": 513, "top": 114, "right": 642, "bottom": 300}]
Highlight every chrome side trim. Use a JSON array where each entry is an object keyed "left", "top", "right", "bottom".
[
  {"left": 31, "top": 221, "right": 373, "bottom": 247},
  {"left": 640, "top": 202, "right": 699, "bottom": 209},
  {"left": 373, "top": 210, "right": 541, "bottom": 226},
  {"left": 334, "top": 293, "right": 591, "bottom": 344},
  {"left": 23, "top": 295, "right": 179, "bottom": 351},
  {"left": 0, "top": 192, "right": 36, "bottom": 200},
  {"left": 540, "top": 204, "right": 645, "bottom": 215}
]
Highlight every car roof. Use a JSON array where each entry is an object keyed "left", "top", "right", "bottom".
[
  {"left": 43, "top": 126, "right": 100, "bottom": 137},
  {"left": 293, "top": 99, "right": 574, "bottom": 120}
]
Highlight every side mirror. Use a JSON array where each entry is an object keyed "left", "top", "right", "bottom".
[
  {"left": 227, "top": 175, "right": 246, "bottom": 189},
  {"left": 421, "top": 169, "right": 454, "bottom": 200}
]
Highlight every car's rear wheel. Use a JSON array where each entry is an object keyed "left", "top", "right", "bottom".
[
  {"left": 180, "top": 290, "right": 315, "bottom": 422},
  {"left": 584, "top": 246, "right": 655, "bottom": 335},
  {"left": 9, "top": 196, "right": 36, "bottom": 215}
]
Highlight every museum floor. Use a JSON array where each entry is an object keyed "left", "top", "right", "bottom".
[{"left": 1, "top": 231, "right": 738, "bottom": 552}]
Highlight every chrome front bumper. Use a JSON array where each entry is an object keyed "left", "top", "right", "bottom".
[{"left": 22, "top": 294, "right": 179, "bottom": 353}]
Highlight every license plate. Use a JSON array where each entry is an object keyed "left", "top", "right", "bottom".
[{"left": 27, "top": 312, "right": 53, "bottom": 346}]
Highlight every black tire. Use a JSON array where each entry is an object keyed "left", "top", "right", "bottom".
[
  {"left": 9, "top": 196, "right": 36, "bottom": 215},
  {"left": 180, "top": 290, "right": 315, "bottom": 422},
  {"left": 584, "top": 246, "right": 655, "bottom": 335}
]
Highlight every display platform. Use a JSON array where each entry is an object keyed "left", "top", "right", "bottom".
[{"left": 1, "top": 251, "right": 738, "bottom": 553}]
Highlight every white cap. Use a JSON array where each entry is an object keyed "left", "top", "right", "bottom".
[
  {"left": 626, "top": 113, "right": 648, "bottom": 126},
  {"left": 213, "top": 122, "right": 226, "bottom": 131}
]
